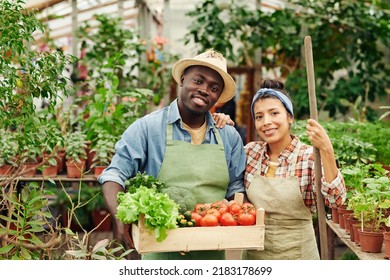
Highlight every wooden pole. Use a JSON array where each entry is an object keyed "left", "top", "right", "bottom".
[{"left": 304, "top": 36, "right": 329, "bottom": 260}]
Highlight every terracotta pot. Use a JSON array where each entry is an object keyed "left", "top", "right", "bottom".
[
  {"left": 358, "top": 228, "right": 384, "bottom": 253},
  {"left": 21, "top": 162, "right": 40, "bottom": 177},
  {"left": 91, "top": 208, "right": 112, "bottom": 231},
  {"left": 343, "top": 213, "right": 353, "bottom": 234},
  {"left": 65, "top": 159, "right": 86, "bottom": 178},
  {"left": 384, "top": 232, "right": 390, "bottom": 260},
  {"left": 57, "top": 150, "right": 66, "bottom": 173},
  {"left": 42, "top": 165, "right": 58, "bottom": 178},
  {"left": 93, "top": 165, "right": 106, "bottom": 178},
  {"left": 352, "top": 223, "right": 362, "bottom": 246},
  {"left": 87, "top": 150, "right": 96, "bottom": 173},
  {"left": 348, "top": 217, "right": 360, "bottom": 242},
  {"left": 338, "top": 206, "right": 353, "bottom": 229},
  {"left": 0, "top": 164, "right": 13, "bottom": 176},
  {"left": 331, "top": 206, "right": 339, "bottom": 224}
]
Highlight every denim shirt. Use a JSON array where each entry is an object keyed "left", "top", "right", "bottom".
[{"left": 98, "top": 99, "right": 246, "bottom": 199}]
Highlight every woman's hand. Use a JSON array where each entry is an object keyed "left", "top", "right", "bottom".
[
  {"left": 212, "top": 112, "right": 235, "bottom": 128},
  {"left": 306, "top": 119, "right": 333, "bottom": 153}
]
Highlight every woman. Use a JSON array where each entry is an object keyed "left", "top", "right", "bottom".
[{"left": 237, "top": 79, "right": 345, "bottom": 259}]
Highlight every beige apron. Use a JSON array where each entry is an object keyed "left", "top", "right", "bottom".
[
  {"left": 242, "top": 142, "right": 320, "bottom": 260},
  {"left": 142, "top": 122, "right": 230, "bottom": 260}
]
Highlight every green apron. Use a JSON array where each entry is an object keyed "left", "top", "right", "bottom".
[
  {"left": 242, "top": 142, "right": 320, "bottom": 260},
  {"left": 142, "top": 123, "right": 230, "bottom": 260}
]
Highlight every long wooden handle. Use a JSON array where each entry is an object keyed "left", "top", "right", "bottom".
[{"left": 304, "top": 36, "right": 328, "bottom": 260}]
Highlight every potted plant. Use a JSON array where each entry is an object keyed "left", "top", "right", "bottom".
[
  {"left": 348, "top": 165, "right": 390, "bottom": 253},
  {"left": 19, "top": 132, "right": 44, "bottom": 177},
  {"left": 0, "top": 129, "right": 19, "bottom": 176},
  {"left": 40, "top": 118, "right": 66, "bottom": 176},
  {"left": 90, "top": 133, "right": 117, "bottom": 178},
  {"left": 64, "top": 130, "right": 88, "bottom": 178}
]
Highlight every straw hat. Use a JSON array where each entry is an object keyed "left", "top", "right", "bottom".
[{"left": 172, "top": 49, "right": 236, "bottom": 103}]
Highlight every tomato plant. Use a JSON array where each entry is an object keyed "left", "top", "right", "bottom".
[
  {"left": 200, "top": 213, "right": 219, "bottom": 226},
  {"left": 220, "top": 212, "right": 238, "bottom": 226}
]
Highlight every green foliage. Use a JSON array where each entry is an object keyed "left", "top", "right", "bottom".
[
  {"left": 0, "top": 0, "right": 75, "bottom": 171},
  {"left": 293, "top": 119, "right": 390, "bottom": 166},
  {"left": 74, "top": 14, "right": 154, "bottom": 143},
  {"left": 0, "top": 129, "right": 18, "bottom": 166},
  {"left": 90, "top": 133, "right": 117, "bottom": 167},
  {"left": 184, "top": 0, "right": 390, "bottom": 120},
  {"left": 65, "top": 238, "right": 132, "bottom": 260},
  {"left": 125, "top": 171, "right": 166, "bottom": 194},
  {"left": 64, "top": 130, "right": 87, "bottom": 163},
  {"left": 0, "top": 183, "right": 59, "bottom": 260},
  {"left": 343, "top": 164, "right": 390, "bottom": 231}
]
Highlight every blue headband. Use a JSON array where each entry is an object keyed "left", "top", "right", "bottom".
[{"left": 251, "top": 88, "right": 294, "bottom": 119}]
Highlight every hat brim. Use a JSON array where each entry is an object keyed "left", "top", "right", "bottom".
[{"left": 172, "top": 58, "right": 236, "bottom": 103}]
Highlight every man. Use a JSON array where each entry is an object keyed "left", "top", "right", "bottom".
[{"left": 98, "top": 49, "right": 246, "bottom": 260}]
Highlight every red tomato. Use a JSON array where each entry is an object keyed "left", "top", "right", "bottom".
[
  {"left": 206, "top": 208, "right": 221, "bottom": 220},
  {"left": 191, "top": 212, "right": 203, "bottom": 226},
  {"left": 194, "top": 203, "right": 210, "bottom": 216},
  {"left": 220, "top": 212, "right": 238, "bottom": 226},
  {"left": 229, "top": 202, "right": 242, "bottom": 215},
  {"left": 241, "top": 202, "right": 257, "bottom": 216},
  {"left": 211, "top": 200, "right": 229, "bottom": 214},
  {"left": 237, "top": 212, "right": 256, "bottom": 226},
  {"left": 200, "top": 213, "right": 219, "bottom": 227}
]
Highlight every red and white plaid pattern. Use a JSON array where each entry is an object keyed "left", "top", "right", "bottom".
[{"left": 244, "top": 135, "right": 346, "bottom": 214}]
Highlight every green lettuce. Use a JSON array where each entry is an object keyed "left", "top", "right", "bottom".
[{"left": 116, "top": 186, "right": 179, "bottom": 242}]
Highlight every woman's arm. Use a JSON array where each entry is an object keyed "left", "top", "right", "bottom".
[{"left": 306, "top": 119, "right": 338, "bottom": 183}]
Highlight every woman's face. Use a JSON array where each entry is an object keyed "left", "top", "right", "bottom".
[{"left": 253, "top": 97, "right": 293, "bottom": 146}]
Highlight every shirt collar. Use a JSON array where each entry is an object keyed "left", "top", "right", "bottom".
[
  {"left": 167, "top": 99, "right": 216, "bottom": 129},
  {"left": 261, "top": 135, "right": 299, "bottom": 161},
  {"left": 280, "top": 135, "right": 299, "bottom": 162}
]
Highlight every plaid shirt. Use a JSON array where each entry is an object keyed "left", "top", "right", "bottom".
[{"left": 244, "top": 135, "right": 346, "bottom": 214}]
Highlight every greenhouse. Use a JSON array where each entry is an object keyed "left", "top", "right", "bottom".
[{"left": 0, "top": 0, "right": 389, "bottom": 267}]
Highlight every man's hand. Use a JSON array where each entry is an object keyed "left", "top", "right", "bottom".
[
  {"left": 212, "top": 112, "right": 235, "bottom": 128},
  {"left": 113, "top": 219, "right": 141, "bottom": 260}
]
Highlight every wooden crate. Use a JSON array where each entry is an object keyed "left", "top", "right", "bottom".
[{"left": 130, "top": 193, "right": 265, "bottom": 254}]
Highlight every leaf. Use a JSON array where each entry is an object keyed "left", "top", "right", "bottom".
[
  {"left": 92, "top": 239, "right": 110, "bottom": 253},
  {"left": 0, "top": 244, "right": 14, "bottom": 254},
  {"left": 65, "top": 250, "right": 88, "bottom": 258}
]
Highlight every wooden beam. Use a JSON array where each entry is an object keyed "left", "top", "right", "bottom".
[{"left": 25, "top": 0, "right": 65, "bottom": 12}]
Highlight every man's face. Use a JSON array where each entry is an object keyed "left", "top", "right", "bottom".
[{"left": 178, "top": 65, "right": 224, "bottom": 116}]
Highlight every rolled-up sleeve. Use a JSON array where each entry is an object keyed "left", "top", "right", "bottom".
[{"left": 320, "top": 170, "right": 346, "bottom": 207}]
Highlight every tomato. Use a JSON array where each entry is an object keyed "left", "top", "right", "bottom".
[
  {"left": 220, "top": 212, "right": 238, "bottom": 226},
  {"left": 237, "top": 212, "right": 256, "bottom": 226},
  {"left": 211, "top": 200, "right": 229, "bottom": 214},
  {"left": 241, "top": 202, "right": 257, "bottom": 216},
  {"left": 200, "top": 213, "right": 219, "bottom": 227},
  {"left": 194, "top": 203, "right": 210, "bottom": 216},
  {"left": 229, "top": 202, "right": 242, "bottom": 215},
  {"left": 206, "top": 208, "right": 221, "bottom": 220},
  {"left": 191, "top": 212, "right": 203, "bottom": 226}
]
